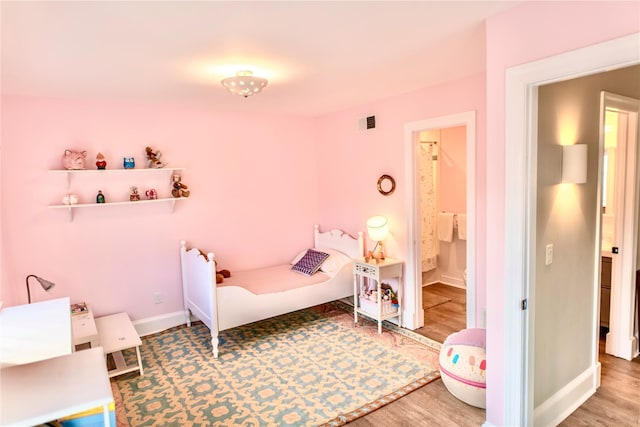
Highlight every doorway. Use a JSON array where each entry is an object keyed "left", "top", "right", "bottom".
[
  {"left": 403, "top": 111, "right": 476, "bottom": 334},
  {"left": 599, "top": 91, "right": 640, "bottom": 360},
  {"left": 503, "top": 34, "right": 640, "bottom": 426}
]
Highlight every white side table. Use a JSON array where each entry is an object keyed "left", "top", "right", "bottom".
[
  {"left": 71, "top": 305, "right": 99, "bottom": 350},
  {"left": 353, "top": 257, "right": 403, "bottom": 333},
  {"left": 95, "top": 312, "right": 143, "bottom": 378}
]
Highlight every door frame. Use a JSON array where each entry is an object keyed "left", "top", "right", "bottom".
[
  {"left": 601, "top": 91, "right": 640, "bottom": 360},
  {"left": 504, "top": 33, "right": 640, "bottom": 425},
  {"left": 404, "top": 111, "right": 476, "bottom": 330}
]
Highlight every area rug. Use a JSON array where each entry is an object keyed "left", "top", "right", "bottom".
[{"left": 111, "top": 303, "right": 440, "bottom": 426}]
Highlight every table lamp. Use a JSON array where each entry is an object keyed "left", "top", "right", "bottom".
[
  {"left": 367, "top": 215, "right": 389, "bottom": 262},
  {"left": 26, "top": 274, "right": 55, "bottom": 304}
]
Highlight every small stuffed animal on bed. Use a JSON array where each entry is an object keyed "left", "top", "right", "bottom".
[{"left": 214, "top": 260, "right": 231, "bottom": 284}]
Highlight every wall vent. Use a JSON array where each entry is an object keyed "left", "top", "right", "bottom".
[
  {"left": 359, "top": 115, "right": 377, "bottom": 131},
  {"left": 366, "top": 115, "right": 376, "bottom": 129}
]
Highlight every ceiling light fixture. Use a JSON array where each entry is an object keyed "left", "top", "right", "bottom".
[{"left": 221, "top": 70, "right": 268, "bottom": 98}]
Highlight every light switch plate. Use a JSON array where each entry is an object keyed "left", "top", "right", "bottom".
[{"left": 545, "top": 244, "right": 553, "bottom": 265}]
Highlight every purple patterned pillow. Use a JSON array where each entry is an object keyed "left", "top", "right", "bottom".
[{"left": 291, "top": 249, "right": 330, "bottom": 276}]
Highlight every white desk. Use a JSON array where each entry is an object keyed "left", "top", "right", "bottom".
[
  {"left": 0, "top": 297, "right": 72, "bottom": 367},
  {"left": 0, "top": 347, "right": 113, "bottom": 427}
]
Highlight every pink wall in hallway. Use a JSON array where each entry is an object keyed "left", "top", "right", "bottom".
[
  {"left": 439, "top": 125, "right": 466, "bottom": 214},
  {"left": 1, "top": 95, "right": 319, "bottom": 318},
  {"left": 485, "top": 1, "right": 640, "bottom": 424}
]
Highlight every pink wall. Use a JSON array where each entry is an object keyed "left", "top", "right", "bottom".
[
  {"left": 485, "top": 1, "right": 640, "bottom": 424},
  {"left": 1, "top": 95, "right": 319, "bottom": 319},
  {"left": 314, "top": 73, "right": 486, "bottom": 321},
  {"left": 439, "top": 125, "right": 466, "bottom": 214}
]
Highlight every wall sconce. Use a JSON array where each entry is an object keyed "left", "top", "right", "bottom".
[
  {"left": 366, "top": 216, "right": 389, "bottom": 262},
  {"left": 25, "top": 274, "right": 55, "bottom": 304},
  {"left": 562, "top": 144, "right": 588, "bottom": 184}
]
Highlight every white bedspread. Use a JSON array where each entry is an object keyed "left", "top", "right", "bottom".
[{"left": 219, "top": 264, "right": 331, "bottom": 295}]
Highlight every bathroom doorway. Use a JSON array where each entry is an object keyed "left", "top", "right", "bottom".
[
  {"left": 404, "top": 111, "right": 476, "bottom": 341},
  {"left": 416, "top": 127, "right": 468, "bottom": 343}
]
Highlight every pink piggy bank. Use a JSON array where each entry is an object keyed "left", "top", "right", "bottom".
[{"left": 62, "top": 149, "right": 88, "bottom": 170}]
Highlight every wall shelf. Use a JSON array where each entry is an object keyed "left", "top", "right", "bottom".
[
  {"left": 48, "top": 167, "right": 188, "bottom": 221},
  {"left": 49, "top": 198, "right": 187, "bottom": 221},
  {"left": 49, "top": 167, "right": 185, "bottom": 189}
]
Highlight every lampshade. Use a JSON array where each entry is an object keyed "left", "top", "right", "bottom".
[
  {"left": 221, "top": 70, "right": 268, "bottom": 98},
  {"left": 367, "top": 216, "right": 389, "bottom": 242},
  {"left": 26, "top": 274, "right": 55, "bottom": 304},
  {"left": 562, "top": 144, "right": 588, "bottom": 184}
]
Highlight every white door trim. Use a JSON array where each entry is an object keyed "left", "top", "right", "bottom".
[
  {"left": 404, "top": 111, "right": 476, "bottom": 330},
  {"left": 601, "top": 91, "right": 640, "bottom": 360},
  {"left": 504, "top": 33, "right": 640, "bottom": 426}
]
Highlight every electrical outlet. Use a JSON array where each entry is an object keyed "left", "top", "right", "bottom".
[
  {"left": 153, "top": 292, "right": 163, "bottom": 304},
  {"left": 545, "top": 244, "right": 553, "bottom": 265}
]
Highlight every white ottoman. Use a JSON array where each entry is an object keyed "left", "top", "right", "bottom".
[{"left": 439, "top": 328, "right": 486, "bottom": 409}]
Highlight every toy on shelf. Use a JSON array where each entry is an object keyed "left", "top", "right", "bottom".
[
  {"left": 62, "top": 149, "right": 88, "bottom": 170},
  {"left": 62, "top": 194, "right": 78, "bottom": 205},
  {"left": 171, "top": 173, "right": 190, "bottom": 198},
  {"left": 129, "top": 186, "right": 141, "bottom": 201},
  {"left": 145, "top": 189, "right": 157, "bottom": 200},
  {"left": 145, "top": 146, "right": 165, "bottom": 168},
  {"left": 96, "top": 190, "right": 106, "bottom": 204},
  {"left": 95, "top": 153, "right": 107, "bottom": 170},
  {"left": 123, "top": 157, "right": 135, "bottom": 169}
]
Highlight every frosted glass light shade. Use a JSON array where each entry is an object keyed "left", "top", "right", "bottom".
[
  {"left": 367, "top": 216, "right": 389, "bottom": 242},
  {"left": 562, "top": 144, "right": 588, "bottom": 184},
  {"left": 221, "top": 70, "right": 268, "bottom": 98}
]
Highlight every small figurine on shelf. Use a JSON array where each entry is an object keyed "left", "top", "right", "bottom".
[
  {"left": 129, "top": 186, "right": 141, "bottom": 201},
  {"left": 96, "top": 152, "right": 107, "bottom": 170},
  {"left": 145, "top": 146, "right": 165, "bottom": 168},
  {"left": 62, "top": 194, "right": 79, "bottom": 205},
  {"left": 123, "top": 157, "right": 135, "bottom": 169},
  {"left": 96, "top": 190, "right": 106, "bottom": 204},
  {"left": 145, "top": 188, "right": 157, "bottom": 200},
  {"left": 62, "top": 149, "right": 88, "bottom": 170},
  {"left": 171, "top": 173, "right": 190, "bottom": 198}
]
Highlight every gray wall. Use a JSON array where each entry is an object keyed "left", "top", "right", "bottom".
[{"left": 535, "top": 65, "right": 640, "bottom": 406}]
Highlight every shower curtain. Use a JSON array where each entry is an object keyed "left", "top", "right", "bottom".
[{"left": 420, "top": 143, "right": 438, "bottom": 272}]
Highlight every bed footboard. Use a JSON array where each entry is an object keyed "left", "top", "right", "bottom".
[{"left": 180, "top": 240, "right": 220, "bottom": 358}]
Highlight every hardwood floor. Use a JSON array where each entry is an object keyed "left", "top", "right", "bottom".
[
  {"left": 560, "top": 336, "right": 640, "bottom": 426},
  {"left": 414, "top": 283, "right": 467, "bottom": 343},
  {"left": 349, "top": 283, "right": 640, "bottom": 426}
]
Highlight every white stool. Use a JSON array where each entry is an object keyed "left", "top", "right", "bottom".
[{"left": 95, "top": 312, "right": 143, "bottom": 378}]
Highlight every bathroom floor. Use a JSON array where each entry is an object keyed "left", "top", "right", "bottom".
[{"left": 414, "top": 282, "right": 466, "bottom": 343}]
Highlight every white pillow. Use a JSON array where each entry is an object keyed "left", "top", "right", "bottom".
[
  {"left": 318, "top": 248, "right": 351, "bottom": 273},
  {"left": 290, "top": 247, "right": 351, "bottom": 274}
]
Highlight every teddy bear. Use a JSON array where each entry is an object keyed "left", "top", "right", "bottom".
[
  {"left": 214, "top": 260, "right": 231, "bottom": 284},
  {"left": 145, "top": 146, "right": 165, "bottom": 168},
  {"left": 171, "top": 173, "right": 190, "bottom": 198}
]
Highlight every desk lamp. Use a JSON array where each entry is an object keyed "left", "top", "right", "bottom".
[
  {"left": 26, "top": 274, "right": 55, "bottom": 304},
  {"left": 367, "top": 216, "right": 389, "bottom": 262}
]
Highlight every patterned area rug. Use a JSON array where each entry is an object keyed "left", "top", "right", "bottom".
[{"left": 111, "top": 303, "right": 440, "bottom": 426}]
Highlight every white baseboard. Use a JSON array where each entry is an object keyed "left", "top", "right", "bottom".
[
  {"left": 441, "top": 274, "right": 465, "bottom": 288},
  {"left": 533, "top": 362, "right": 599, "bottom": 427},
  {"left": 481, "top": 422, "right": 496, "bottom": 427},
  {"left": 132, "top": 310, "right": 188, "bottom": 337}
]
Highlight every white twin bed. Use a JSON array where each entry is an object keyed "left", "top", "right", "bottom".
[{"left": 180, "top": 225, "right": 364, "bottom": 357}]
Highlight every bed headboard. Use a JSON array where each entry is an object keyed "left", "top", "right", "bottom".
[{"left": 313, "top": 224, "right": 364, "bottom": 259}]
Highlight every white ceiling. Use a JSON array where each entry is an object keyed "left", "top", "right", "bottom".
[{"left": 1, "top": 1, "right": 521, "bottom": 117}]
